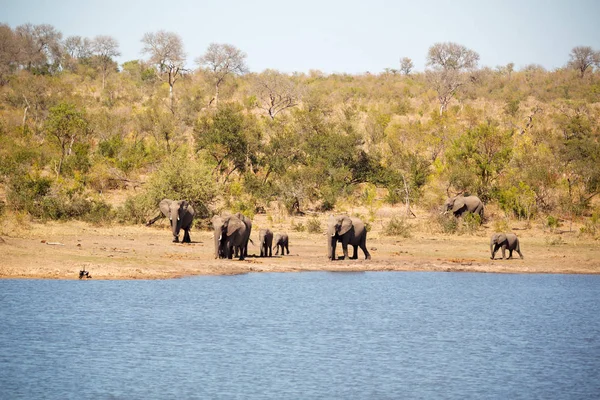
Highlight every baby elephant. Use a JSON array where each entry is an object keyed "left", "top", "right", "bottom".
[
  {"left": 490, "top": 233, "right": 524, "bottom": 260},
  {"left": 259, "top": 228, "right": 274, "bottom": 257},
  {"left": 273, "top": 233, "right": 289, "bottom": 255}
]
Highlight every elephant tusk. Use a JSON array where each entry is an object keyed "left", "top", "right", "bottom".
[
  {"left": 218, "top": 235, "right": 222, "bottom": 241},
  {"left": 177, "top": 216, "right": 180, "bottom": 221}
]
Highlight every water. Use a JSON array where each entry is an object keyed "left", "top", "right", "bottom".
[{"left": 1, "top": 272, "right": 599, "bottom": 400}]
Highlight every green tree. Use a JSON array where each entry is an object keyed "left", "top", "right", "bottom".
[
  {"left": 45, "top": 103, "right": 88, "bottom": 177},
  {"left": 446, "top": 121, "right": 513, "bottom": 200}
]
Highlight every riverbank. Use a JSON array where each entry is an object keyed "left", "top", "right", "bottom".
[{"left": 1, "top": 214, "right": 599, "bottom": 279}]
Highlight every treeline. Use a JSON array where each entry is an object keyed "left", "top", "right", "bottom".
[{"left": 0, "top": 23, "right": 599, "bottom": 236}]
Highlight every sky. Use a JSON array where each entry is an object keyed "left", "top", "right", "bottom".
[{"left": 2, "top": 0, "right": 600, "bottom": 74}]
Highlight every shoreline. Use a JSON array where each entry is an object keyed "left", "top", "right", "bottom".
[{"left": 1, "top": 219, "right": 598, "bottom": 280}]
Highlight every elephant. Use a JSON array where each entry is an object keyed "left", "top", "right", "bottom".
[
  {"left": 259, "top": 229, "right": 273, "bottom": 257},
  {"left": 443, "top": 195, "right": 484, "bottom": 219},
  {"left": 212, "top": 214, "right": 249, "bottom": 260},
  {"left": 273, "top": 233, "right": 289, "bottom": 256},
  {"left": 327, "top": 215, "right": 371, "bottom": 261},
  {"left": 234, "top": 213, "right": 253, "bottom": 258},
  {"left": 490, "top": 233, "right": 524, "bottom": 260},
  {"left": 146, "top": 199, "right": 195, "bottom": 243}
]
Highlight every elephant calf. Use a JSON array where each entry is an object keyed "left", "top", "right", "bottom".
[
  {"left": 490, "top": 233, "right": 524, "bottom": 260},
  {"left": 259, "top": 229, "right": 273, "bottom": 257},
  {"left": 273, "top": 233, "right": 289, "bottom": 255}
]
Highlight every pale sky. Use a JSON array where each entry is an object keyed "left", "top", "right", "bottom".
[{"left": 2, "top": 0, "right": 599, "bottom": 74}]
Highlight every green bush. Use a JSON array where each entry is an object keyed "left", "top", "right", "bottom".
[
  {"left": 436, "top": 213, "right": 458, "bottom": 234},
  {"left": 462, "top": 212, "right": 482, "bottom": 235},
  {"left": 291, "top": 220, "right": 306, "bottom": 232},
  {"left": 384, "top": 216, "right": 412, "bottom": 237}
]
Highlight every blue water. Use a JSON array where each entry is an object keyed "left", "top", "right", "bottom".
[{"left": 1, "top": 272, "right": 599, "bottom": 399}]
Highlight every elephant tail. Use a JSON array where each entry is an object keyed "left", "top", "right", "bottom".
[{"left": 248, "top": 238, "right": 255, "bottom": 246}]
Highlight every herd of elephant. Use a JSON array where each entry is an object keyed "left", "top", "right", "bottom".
[{"left": 148, "top": 195, "right": 524, "bottom": 262}]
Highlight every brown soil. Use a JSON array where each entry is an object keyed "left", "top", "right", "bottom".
[{"left": 1, "top": 213, "right": 598, "bottom": 280}]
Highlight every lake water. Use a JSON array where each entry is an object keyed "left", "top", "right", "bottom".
[{"left": 1, "top": 272, "right": 599, "bottom": 399}]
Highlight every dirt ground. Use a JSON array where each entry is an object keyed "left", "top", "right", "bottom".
[{"left": 1, "top": 212, "right": 599, "bottom": 280}]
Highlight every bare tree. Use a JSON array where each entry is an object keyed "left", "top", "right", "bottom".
[
  {"left": 568, "top": 46, "right": 600, "bottom": 78},
  {"left": 399, "top": 57, "right": 414, "bottom": 75},
  {"left": 196, "top": 43, "right": 248, "bottom": 107},
  {"left": 15, "top": 23, "right": 63, "bottom": 72},
  {"left": 0, "top": 24, "right": 20, "bottom": 85},
  {"left": 91, "top": 35, "right": 120, "bottom": 89},
  {"left": 425, "top": 42, "right": 479, "bottom": 114},
  {"left": 252, "top": 69, "right": 302, "bottom": 119},
  {"left": 141, "top": 30, "right": 186, "bottom": 112}
]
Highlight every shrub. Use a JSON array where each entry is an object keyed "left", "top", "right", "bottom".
[
  {"left": 436, "top": 213, "right": 458, "bottom": 234},
  {"left": 291, "top": 220, "right": 305, "bottom": 232},
  {"left": 580, "top": 211, "right": 600, "bottom": 239},
  {"left": 384, "top": 216, "right": 412, "bottom": 237},
  {"left": 462, "top": 212, "right": 482, "bottom": 235},
  {"left": 546, "top": 215, "right": 561, "bottom": 232},
  {"left": 307, "top": 216, "right": 321, "bottom": 233}
]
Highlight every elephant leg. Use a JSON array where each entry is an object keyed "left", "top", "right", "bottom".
[
  {"left": 268, "top": 245, "right": 272, "bottom": 257},
  {"left": 508, "top": 249, "right": 514, "bottom": 259},
  {"left": 274, "top": 245, "right": 279, "bottom": 255},
  {"left": 331, "top": 240, "right": 337, "bottom": 260},
  {"left": 183, "top": 229, "right": 191, "bottom": 243},
  {"left": 501, "top": 245, "right": 507, "bottom": 260},
  {"left": 361, "top": 234, "right": 371, "bottom": 260},
  {"left": 173, "top": 235, "right": 179, "bottom": 243},
  {"left": 286, "top": 244, "right": 289, "bottom": 255},
  {"left": 516, "top": 248, "right": 524, "bottom": 259},
  {"left": 351, "top": 245, "right": 358, "bottom": 259},
  {"left": 341, "top": 242, "right": 349, "bottom": 260}
]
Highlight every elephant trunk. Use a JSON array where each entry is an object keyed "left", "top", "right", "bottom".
[{"left": 490, "top": 242, "right": 495, "bottom": 258}]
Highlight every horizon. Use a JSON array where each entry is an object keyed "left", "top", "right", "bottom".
[{"left": 2, "top": 0, "right": 600, "bottom": 74}]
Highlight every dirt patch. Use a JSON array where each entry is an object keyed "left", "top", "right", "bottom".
[{"left": 0, "top": 216, "right": 598, "bottom": 280}]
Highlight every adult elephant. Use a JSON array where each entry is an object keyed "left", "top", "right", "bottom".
[
  {"left": 443, "top": 195, "right": 484, "bottom": 219},
  {"left": 146, "top": 199, "right": 195, "bottom": 243},
  {"left": 234, "top": 213, "right": 252, "bottom": 258},
  {"left": 327, "top": 215, "right": 371, "bottom": 261},
  {"left": 490, "top": 233, "right": 524, "bottom": 260},
  {"left": 212, "top": 215, "right": 249, "bottom": 260}
]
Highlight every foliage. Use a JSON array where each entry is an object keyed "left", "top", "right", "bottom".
[
  {"left": 306, "top": 216, "right": 322, "bottom": 233},
  {"left": 383, "top": 216, "right": 412, "bottom": 238}
]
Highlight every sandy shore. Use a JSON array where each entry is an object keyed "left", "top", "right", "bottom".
[{"left": 1, "top": 215, "right": 598, "bottom": 279}]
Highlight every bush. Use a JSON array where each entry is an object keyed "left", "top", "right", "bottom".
[
  {"left": 384, "top": 216, "right": 412, "bottom": 237},
  {"left": 307, "top": 216, "right": 321, "bottom": 233},
  {"left": 580, "top": 211, "right": 600, "bottom": 239},
  {"left": 291, "top": 220, "right": 305, "bottom": 232},
  {"left": 546, "top": 215, "right": 561, "bottom": 232},
  {"left": 462, "top": 212, "right": 482, "bottom": 235},
  {"left": 436, "top": 214, "right": 458, "bottom": 234}
]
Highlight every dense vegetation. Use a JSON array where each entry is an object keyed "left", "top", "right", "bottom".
[{"left": 1, "top": 23, "right": 599, "bottom": 237}]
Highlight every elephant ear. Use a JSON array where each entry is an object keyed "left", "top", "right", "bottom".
[
  {"left": 227, "top": 217, "right": 245, "bottom": 236},
  {"left": 497, "top": 233, "right": 507, "bottom": 244},
  {"left": 338, "top": 216, "right": 353, "bottom": 236},
  {"left": 158, "top": 199, "right": 172, "bottom": 218},
  {"left": 452, "top": 197, "right": 466, "bottom": 213}
]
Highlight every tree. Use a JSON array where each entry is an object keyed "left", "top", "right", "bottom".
[
  {"left": 252, "top": 69, "right": 302, "bottom": 119},
  {"left": 91, "top": 35, "right": 120, "bottom": 89},
  {"left": 568, "top": 46, "right": 600, "bottom": 78},
  {"left": 45, "top": 103, "right": 88, "bottom": 177},
  {"left": 196, "top": 43, "right": 248, "bottom": 107},
  {"left": 141, "top": 30, "right": 186, "bottom": 112},
  {"left": 15, "top": 23, "right": 63, "bottom": 73},
  {"left": 399, "top": 57, "right": 413, "bottom": 75},
  {"left": 0, "top": 24, "right": 20, "bottom": 85},
  {"left": 446, "top": 121, "right": 512, "bottom": 200},
  {"left": 425, "top": 42, "right": 479, "bottom": 114}
]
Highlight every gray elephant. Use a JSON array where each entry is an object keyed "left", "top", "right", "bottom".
[
  {"left": 490, "top": 233, "right": 524, "bottom": 260},
  {"left": 259, "top": 229, "right": 273, "bottom": 257},
  {"left": 443, "top": 195, "right": 484, "bottom": 219},
  {"left": 146, "top": 199, "right": 195, "bottom": 243},
  {"left": 212, "top": 215, "right": 249, "bottom": 260},
  {"left": 327, "top": 215, "right": 371, "bottom": 261},
  {"left": 234, "top": 213, "right": 253, "bottom": 258},
  {"left": 274, "top": 233, "right": 289, "bottom": 255}
]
